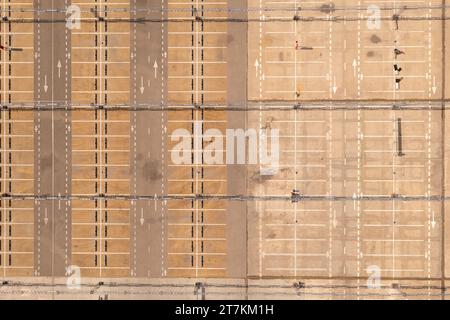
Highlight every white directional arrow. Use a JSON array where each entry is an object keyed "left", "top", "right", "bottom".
[
  {"left": 254, "top": 59, "right": 260, "bottom": 78},
  {"left": 57, "top": 60, "right": 62, "bottom": 78},
  {"left": 431, "top": 211, "right": 436, "bottom": 229},
  {"left": 44, "top": 75, "right": 48, "bottom": 93},
  {"left": 153, "top": 61, "right": 158, "bottom": 78},
  {"left": 140, "top": 208, "right": 145, "bottom": 226},
  {"left": 332, "top": 76, "right": 337, "bottom": 94},
  {"left": 352, "top": 59, "right": 357, "bottom": 77},
  {"left": 140, "top": 76, "right": 145, "bottom": 94},
  {"left": 44, "top": 208, "right": 49, "bottom": 225},
  {"left": 432, "top": 76, "right": 437, "bottom": 94}
]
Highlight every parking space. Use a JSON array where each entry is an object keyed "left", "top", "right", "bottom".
[
  {"left": 252, "top": 1, "right": 331, "bottom": 101},
  {"left": 71, "top": 0, "right": 130, "bottom": 278},
  {"left": 248, "top": 0, "right": 443, "bottom": 101},
  {"left": 0, "top": 0, "right": 447, "bottom": 301},
  {"left": 247, "top": 108, "right": 443, "bottom": 281},
  {"left": 246, "top": 0, "right": 445, "bottom": 284},
  {"left": 166, "top": 0, "right": 228, "bottom": 278},
  {"left": 0, "top": 0, "right": 34, "bottom": 277},
  {"left": 360, "top": 0, "right": 442, "bottom": 100}
]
